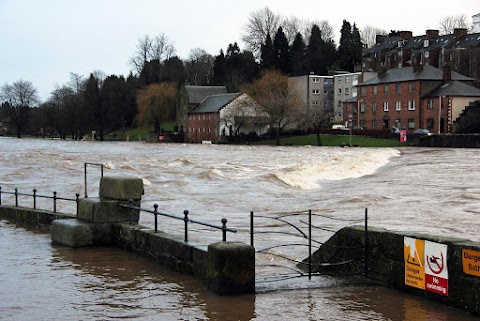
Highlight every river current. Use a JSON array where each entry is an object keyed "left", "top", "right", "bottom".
[{"left": 1, "top": 137, "right": 479, "bottom": 320}]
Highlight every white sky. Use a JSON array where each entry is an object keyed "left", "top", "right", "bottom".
[{"left": 0, "top": 0, "right": 478, "bottom": 101}]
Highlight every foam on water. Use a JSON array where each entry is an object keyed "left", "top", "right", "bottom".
[{"left": 270, "top": 148, "right": 400, "bottom": 189}]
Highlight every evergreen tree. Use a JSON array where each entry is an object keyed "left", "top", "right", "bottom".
[
  {"left": 212, "top": 50, "right": 227, "bottom": 85},
  {"left": 305, "top": 25, "right": 327, "bottom": 75},
  {"left": 289, "top": 32, "right": 307, "bottom": 76},
  {"left": 273, "top": 27, "right": 290, "bottom": 74},
  {"left": 260, "top": 33, "right": 275, "bottom": 71},
  {"left": 337, "top": 20, "right": 363, "bottom": 72}
]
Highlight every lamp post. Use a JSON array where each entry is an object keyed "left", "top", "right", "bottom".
[{"left": 349, "top": 113, "right": 353, "bottom": 147}]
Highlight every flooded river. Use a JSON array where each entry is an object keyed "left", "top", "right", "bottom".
[{"left": 1, "top": 137, "right": 479, "bottom": 320}]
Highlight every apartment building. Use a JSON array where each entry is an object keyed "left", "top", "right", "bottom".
[
  {"left": 344, "top": 65, "right": 480, "bottom": 134},
  {"left": 288, "top": 74, "right": 334, "bottom": 120},
  {"left": 333, "top": 71, "right": 376, "bottom": 121}
]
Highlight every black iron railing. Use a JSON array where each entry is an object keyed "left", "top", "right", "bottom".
[
  {"left": 0, "top": 186, "right": 79, "bottom": 214},
  {"left": 119, "top": 200, "right": 237, "bottom": 242},
  {"left": 250, "top": 208, "right": 368, "bottom": 282}
]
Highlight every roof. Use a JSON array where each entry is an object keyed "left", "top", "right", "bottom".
[
  {"left": 343, "top": 96, "right": 358, "bottom": 103},
  {"left": 185, "top": 85, "right": 227, "bottom": 104},
  {"left": 425, "top": 81, "right": 480, "bottom": 98},
  {"left": 473, "top": 13, "right": 480, "bottom": 18},
  {"left": 365, "top": 36, "right": 400, "bottom": 54},
  {"left": 447, "top": 32, "right": 480, "bottom": 49},
  {"left": 189, "top": 93, "right": 241, "bottom": 114},
  {"left": 358, "top": 65, "right": 473, "bottom": 86}
]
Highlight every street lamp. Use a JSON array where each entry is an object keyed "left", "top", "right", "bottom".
[{"left": 349, "top": 113, "right": 353, "bottom": 147}]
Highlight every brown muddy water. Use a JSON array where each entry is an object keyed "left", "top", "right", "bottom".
[{"left": 1, "top": 137, "right": 480, "bottom": 320}]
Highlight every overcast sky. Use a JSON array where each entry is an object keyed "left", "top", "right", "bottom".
[{"left": 0, "top": 0, "right": 478, "bottom": 101}]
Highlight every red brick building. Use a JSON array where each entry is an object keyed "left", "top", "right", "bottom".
[
  {"left": 187, "top": 93, "right": 267, "bottom": 143},
  {"left": 344, "top": 65, "right": 480, "bottom": 134}
]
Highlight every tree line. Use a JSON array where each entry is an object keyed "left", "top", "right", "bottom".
[{"left": 0, "top": 7, "right": 471, "bottom": 139}]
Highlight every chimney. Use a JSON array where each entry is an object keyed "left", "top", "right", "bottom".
[
  {"left": 399, "top": 31, "right": 413, "bottom": 40},
  {"left": 443, "top": 64, "right": 452, "bottom": 82},
  {"left": 426, "top": 29, "right": 439, "bottom": 39},
  {"left": 375, "top": 34, "right": 387, "bottom": 44},
  {"left": 453, "top": 28, "right": 468, "bottom": 38}
]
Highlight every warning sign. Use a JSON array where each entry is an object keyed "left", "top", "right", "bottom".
[
  {"left": 404, "top": 237, "right": 425, "bottom": 289},
  {"left": 462, "top": 249, "right": 480, "bottom": 277},
  {"left": 425, "top": 240, "right": 448, "bottom": 296}
]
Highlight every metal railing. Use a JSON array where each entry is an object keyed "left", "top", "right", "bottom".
[
  {"left": 84, "top": 162, "right": 105, "bottom": 197},
  {"left": 119, "top": 200, "right": 237, "bottom": 242},
  {"left": 250, "top": 208, "right": 368, "bottom": 282},
  {"left": 0, "top": 186, "right": 79, "bottom": 214}
]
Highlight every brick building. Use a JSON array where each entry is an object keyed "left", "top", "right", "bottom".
[
  {"left": 187, "top": 93, "right": 267, "bottom": 143},
  {"left": 362, "top": 29, "right": 480, "bottom": 81},
  {"left": 345, "top": 65, "right": 480, "bottom": 134}
]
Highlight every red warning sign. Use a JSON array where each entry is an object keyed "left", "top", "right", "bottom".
[{"left": 425, "top": 240, "right": 448, "bottom": 296}]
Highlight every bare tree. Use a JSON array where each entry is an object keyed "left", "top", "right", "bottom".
[
  {"left": 242, "top": 7, "right": 282, "bottom": 58},
  {"left": 314, "top": 20, "right": 335, "bottom": 43},
  {"left": 243, "top": 70, "right": 306, "bottom": 145},
  {"left": 0, "top": 80, "right": 39, "bottom": 137},
  {"left": 361, "top": 25, "right": 387, "bottom": 48},
  {"left": 185, "top": 48, "right": 214, "bottom": 85},
  {"left": 129, "top": 34, "right": 176, "bottom": 75},
  {"left": 439, "top": 14, "right": 471, "bottom": 35}
]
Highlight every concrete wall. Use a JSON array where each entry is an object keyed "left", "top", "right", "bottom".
[{"left": 307, "top": 225, "right": 480, "bottom": 315}]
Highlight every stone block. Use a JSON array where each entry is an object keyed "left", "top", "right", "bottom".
[
  {"left": 77, "top": 197, "right": 139, "bottom": 224},
  {"left": 99, "top": 176, "right": 144, "bottom": 201},
  {"left": 208, "top": 242, "right": 255, "bottom": 295},
  {"left": 51, "top": 219, "right": 95, "bottom": 247}
]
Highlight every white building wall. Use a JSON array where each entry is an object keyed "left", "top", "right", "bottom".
[{"left": 473, "top": 13, "right": 480, "bottom": 33}]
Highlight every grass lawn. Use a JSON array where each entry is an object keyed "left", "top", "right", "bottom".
[{"left": 256, "top": 134, "right": 408, "bottom": 147}]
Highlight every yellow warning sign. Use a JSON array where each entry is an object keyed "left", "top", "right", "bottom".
[
  {"left": 462, "top": 249, "right": 480, "bottom": 277},
  {"left": 404, "top": 237, "right": 425, "bottom": 289}
]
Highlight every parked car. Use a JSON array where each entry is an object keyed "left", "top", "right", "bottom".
[
  {"left": 332, "top": 125, "right": 348, "bottom": 130},
  {"left": 412, "top": 128, "right": 432, "bottom": 136}
]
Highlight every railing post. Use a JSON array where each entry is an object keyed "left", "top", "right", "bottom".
[
  {"left": 0, "top": 186, "right": 2, "bottom": 205},
  {"left": 154, "top": 204, "right": 158, "bottom": 233},
  {"left": 308, "top": 209, "right": 312, "bottom": 280},
  {"left": 15, "top": 188, "right": 18, "bottom": 207},
  {"left": 364, "top": 208, "right": 368, "bottom": 277},
  {"left": 128, "top": 199, "right": 134, "bottom": 225},
  {"left": 84, "top": 163, "right": 88, "bottom": 198},
  {"left": 75, "top": 193, "right": 80, "bottom": 216},
  {"left": 250, "top": 211, "right": 254, "bottom": 247},
  {"left": 221, "top": 218, "right": 227, "bottom": 242},
  {"left": 184, "top": 210, "right": 189, "bottom": 243},
  {"left": 53, "top": 191, "right": 57, "bottom": 213},
  {"left": 33, "top": 189, "right": 37, "bottom": 209}
]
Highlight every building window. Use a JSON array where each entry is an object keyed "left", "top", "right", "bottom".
[
  {"left": 373, "top": 86, "right": 377, "bottom": 95},
  {"left": 427, "top": 118, "right": 434, "bottom": 129},
  {"left": 372, "top": 102, "right": 377, "bottom": 113},
  {"left": 346, "top": 76, "right": 350, "bottom": 83},
  {"left": 383, "top": 101, "right": 389, "bottom": 112},
  {"left": 361, "top": 87, "right": 366, "bottom": 96},
  {"left": 312, "top": 101, "right": 319, "bottom": 105},
  {"left": 208, "top": 114, "right": 211, "bottom": 120},
  {"left": 396, "top": 83, "right": 401, "bottom": 94},
  {"left": 338, "top": 88, "right": 342, "bottom": 95},
  {"left": 338, "top": 78, "right": 342, "bottom": 83},
  {"left": 352, "top": 75, "right": 358, "bottom": 86},
  {"left": 408, "top": 119, "right": 415, "bottom": 129},
  {"left": 345, "top": 88, "right": 349, "bottom": 95},
  {"left": 360, "top": 102, "right": 366, "bottom": 113},
  {"left": 312, "top": 78, "right": 320, "bottom": 83},
  {"left": 312, "top": 89, "right": 320, "bottom": 94},
  {"left": 372, "top": 119, "right": 377, "bottom": 128},
  {"left": 395, "top": 119, "right": 401, "bottom": 129},
  {"left": 427, "top": 99, "right": 434, "bottom": 109},
  {"left": 352, "top": 88, "right": 357, "bottom": 97},
  {"left": 396, "top": 101, "right": 401, "bottom": 111},
  {"left": 409, "top": 82, "right": 415, "bottom": 92},
  {"left": 324, "top": 79, "right": 330, "bottom": 85},
  {"left": 408, "top": 100, "right": 416, "bottom": 111},
  {"left": 384, "top": 85, "right": 389, "bottom": 94},
  {"left": 360, "top": 119, "right": 366, "bottom": 128}
]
